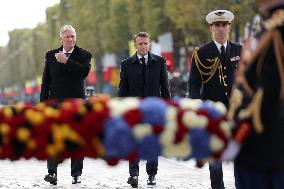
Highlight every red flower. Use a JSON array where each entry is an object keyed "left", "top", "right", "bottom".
[
  {"left": 22, "top": 150, "right": 33, "bottom": 159},
  {"left": 206, "top": 118, "right": 227, "bottom": 142},
  {"left": 123, "top": 109, "right": 142, "bottom": 126},
  {"left": 153, "top": 125, "right": 164, "bottom": 135},
  {"left": 107, "top": 157, "right": 119, "bottom": 166},
  {"left": 0, "top": 144, "right": 13, "bottom": 159},
  {"left": 127, "top": 150, "right": 138, "bottom": 162},
  {"left": 199, "top": 109, "right": 227, "bottom": 143},
  {"left": 35, "top": 151, "right": 48, "bottom": 160},
  {"left": 174, "top": 110, "right": 188, "bottom": 144}
]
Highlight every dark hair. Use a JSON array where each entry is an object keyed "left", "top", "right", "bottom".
[{"left": 133, "top": 32, "right": 151, "bottom": 43}]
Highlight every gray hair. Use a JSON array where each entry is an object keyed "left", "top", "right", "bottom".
[{"left": 59, "top": 25, "right": 76, "bottom": 37}]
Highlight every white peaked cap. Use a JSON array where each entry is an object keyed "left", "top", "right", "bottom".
[{"left": 206, "top": 10, "right": 234, "bottom": 24}]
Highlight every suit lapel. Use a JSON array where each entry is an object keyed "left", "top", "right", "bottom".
[
  {"left": 209, "top": 41, "right": 220, "bottom": 59},
  {"left": 131, "top": 53, "right": 140, "bottom": 64},
  {"left": 57, "top": 46, "right": 63, "bottom": 53},
  {"left": 69, "top": 45, "right": 79, "bottom": 59},
  {"left": 147, "top": 52, "right": 157, "bottom": 65}
]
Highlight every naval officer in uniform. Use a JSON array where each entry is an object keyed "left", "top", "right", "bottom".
[{"left": 187, "top": 10, "right": 242, "bottom": 189}]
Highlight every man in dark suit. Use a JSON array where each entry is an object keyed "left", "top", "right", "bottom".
[
  {"left": 187, "top": 10, "right": 242, "bottom": 189},
  {"left": 40, "top": 25, "right": 92, "bottom": 185},
  {"left": 118, "top": 31, "right": 170, "bottom": 188},
  {"left": 229, "top": 0, "right": 284, "bottom": 188}
]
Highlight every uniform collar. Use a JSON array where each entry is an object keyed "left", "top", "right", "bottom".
[{"left": 213, "top": 40, "right": 228, "bottom": 53}]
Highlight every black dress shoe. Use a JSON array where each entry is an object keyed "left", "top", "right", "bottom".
[
  {"left": 127, "top": 176, "right": 138, "bottom": 188},
  {"left": 72, "top": 176, "right": 81, "bottom": 184},
  {"left": 44, "top": 173, "right": 57, "bottom": 185},
  {"left": 147, "top": 175, "right": 156, "bottom": 186}
]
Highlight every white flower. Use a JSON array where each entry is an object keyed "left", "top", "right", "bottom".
[
  {"left": 160, "top": 106, "right": 178, "bottom": 145},
  {"left": 160, "top": 121, "right": 176, "bottom": 145},
  {"left": 210, "top": 134, "right": 224, "bottom": 152},
  {"left": 161, "top": 105, "right": 191, "bottom": 159},
  {"left": 132, "top": 124, "right": 152, "bottom": 140},
  {"left": 214, "top": 102, "right": 227, "bottom": 115},
  {"left": 182, "top": 111, "right": 208, "bottom": 129},
  {"left": 162, "top": 135, "right": 192, "bottom": 159},
  {"left": 179, "top": 99, "right": 202, "bottom": 110},
  {"left": 108, "top": 97, "right": 140, "bottom": 117},
  {"left": 219, "top": 121, "right": 233, "bottom": 138},
  {"left": 166, "top": 106, "right": 178, "bottom": 122}
]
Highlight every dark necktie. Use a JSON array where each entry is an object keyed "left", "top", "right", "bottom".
[
  {"left": 140, "top": 57, "right": 146, "bottom": 85},
  {"left": 65, "top": 52, "right": 71, "bottom": 57},
  {"left": 220, "top": 45, "right": 226, "bottom": 63}
]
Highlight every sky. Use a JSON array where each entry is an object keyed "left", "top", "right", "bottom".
[{"left": 0, "top": 0, "right": 60, "bottom": 47}]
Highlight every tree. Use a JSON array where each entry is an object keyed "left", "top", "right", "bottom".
[
  {"left": 0, "top": 0, "right": 259, "bottom": 94},
  {"left": 101, "top": 0, "right": 130, "bottom": 54}
]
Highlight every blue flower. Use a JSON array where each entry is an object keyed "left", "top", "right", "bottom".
[
  {"left": 103, "top": 117, "right": 135, "bottom": 158},
  {"left": 172, "top": 96, "right": 181, "bottom": 102},
  {"left": 200, "top": 100, "right": 223, "bottom": 119},
  {"left": 137, "top": 135, "right": 160, "bottom": 161},
  {"left": 189, "top": 129, "right": 210, "bottom": 159},
  {"left": 140, "top": 97, "right": 166, "bottom": 125}
]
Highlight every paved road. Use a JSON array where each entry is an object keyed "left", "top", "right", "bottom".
[{"left": 0, "top": 157, "right": 235, "bottom": 188}]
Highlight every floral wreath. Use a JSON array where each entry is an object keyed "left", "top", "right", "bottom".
[{"left": 0, "top": 95, "right": 249, "bottom": 167}]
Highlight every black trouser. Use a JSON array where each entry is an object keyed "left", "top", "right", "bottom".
[
  {"left": 209, "top": 161, "right": 225, "bottom": 189},
  {"left": 234, "top": 167, "right": 284, "bottom": 189},
  {"left": 129, "top": 158, "right": 158, "bottom": 176},
  {"left": 47, "top": 158, "right": 84, "bottom": 177}
]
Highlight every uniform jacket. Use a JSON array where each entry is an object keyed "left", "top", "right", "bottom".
[
  {"left": 234, "top": 6, "right": 284, "bottom": 169},
  {"left": 118, "top": 52, "right": 171, "bottom": 98},
  {"left": 187, "top": 40, "right": 242, "bottom": 107},
  {"left": 40, "top": 45, "right": 92, "bottom": 101}
]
